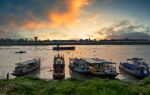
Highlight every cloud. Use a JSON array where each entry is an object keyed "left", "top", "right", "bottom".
[
  {"left": 0, "top": 0, "right": 90, "bottom": 29},
  {"left": 0, "top": 27, "right": 20, "bottom": 38},
  {"left": 48, "top": 0, "right": 90, "bottom": 28},
  {"left": 106, "top": 32, "right": 150, "bottom": 39},
  {"left": 95, "top": 20, "right": 150, "bottom": 39},
  {"left": 0, "top": 0, "right": 92, "bottom": 38}
]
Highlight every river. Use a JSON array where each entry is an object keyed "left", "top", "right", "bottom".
[{"left": 0, "top": 45, "right": 150, "bottom": 80}]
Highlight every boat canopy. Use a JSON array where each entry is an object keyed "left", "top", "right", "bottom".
[
  {"left": 122, "top": 63, "right": 137, "bottom": 67},
  {"left": 82, "top": 58, "right": 115, "bottom": 64},
  {"left": 122, "top": 62, "right": 148, "bottom": 68},
  {"left": 16, "top": 59, "right": 38, "bottom": 66},
  {"left": 55, "top": 59, "right": 64, "bottom": 64},
  {"left": 127, "top": 58, "right": 143, "bottom": 61},
  {"left": 71, "top": 58, "right": 83, "bottom": 63}
]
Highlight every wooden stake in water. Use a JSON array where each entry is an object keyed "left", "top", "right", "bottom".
[
  {"left": 7, "top": 72, "right": 9, "bottom": 80},
  {"left": 3, "top": 71, "right": 4, "bottom": 79},
  {"left": 20, "top": 57, "right": 22, "bottom": 62}
]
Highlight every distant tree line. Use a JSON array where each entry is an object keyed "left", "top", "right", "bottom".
[{"left": 0, "top": 38, "right": 149, "bottom": 45}]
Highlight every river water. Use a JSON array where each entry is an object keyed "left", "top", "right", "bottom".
[{"left": 0, "top": 45, "right": 150, "bottom": 80}]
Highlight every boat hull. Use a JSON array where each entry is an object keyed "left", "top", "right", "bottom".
[
  {"left": 88, "top": 68, "right": 118, "bottom": 78},
  {"left": 53, "top": 73, "right": 65, "bottom": 79},
  {"left": 97, "top": 74, "right": 118, "bottom": 79},
  {"left": 89, "top": 71, "right": 118, "bottom": 78},
  {"left": 69, "top": 65, "right": 88, "bottom": 73},
  {"left": 12, "top": 63, "right": 40, "bottom": 76},
  {"left": 53, "top": 47, "right": 75, "bottom": 50},
  {"left": 119, "top": 64, "right": 149, "bottom": 78}
]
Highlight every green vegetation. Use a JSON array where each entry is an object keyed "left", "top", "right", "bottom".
[
  {"left": 0, "top": 76, "right": 150, "bottom": 95},
  {"left": 0, "top": 39, "right": 150, "bottom": 45}
]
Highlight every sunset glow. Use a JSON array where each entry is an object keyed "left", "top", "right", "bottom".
[{"left": 0, "top": 0, "right": 150, "bottom": 40}]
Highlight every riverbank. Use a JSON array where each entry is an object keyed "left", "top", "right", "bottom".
[
  {"left": 0, "top": 76, "right": 150, "bottom": 95},
  {"left": 0, "top": 40, "right": 150, "bottom": 46}
]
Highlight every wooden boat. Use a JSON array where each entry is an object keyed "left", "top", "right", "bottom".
[
  {"left": 53, "top": 45, "right": 75, "bottom": 50},
  {"left": 86, "top": 58, "right": 118, "bottom": 78},
  {"left": 69, "top": 58, "right": 88, "bottom": 73},
  {"left": 119, "top": 58, "right": 149, "bottom": 78},
  {"left": 15, "top": 51, "right": 26, "bottom": 54},
  {"left": 53, "top": 54, "right": 65, "bottom": 79},
  {"left": 12, "top": 58, "right": 41, "bottom": 76}
]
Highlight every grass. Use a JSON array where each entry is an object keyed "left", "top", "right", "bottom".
[{"left": 0, "top": 76, "right": 150, "bottom": 95}]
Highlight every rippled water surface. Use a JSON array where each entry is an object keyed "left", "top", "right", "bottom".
[{"left": 0, "top": 45, "right": 150, "bottom": 80}]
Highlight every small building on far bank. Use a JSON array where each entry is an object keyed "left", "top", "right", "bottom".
[{"left": 34, "top": 37, "right": 38, "bottom": 41}]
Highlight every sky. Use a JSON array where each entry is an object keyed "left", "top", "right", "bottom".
[{"left": 0, "top": 0, "right": 150, "bottom": 40}]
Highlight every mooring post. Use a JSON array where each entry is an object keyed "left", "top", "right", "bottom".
[{"left": 7, "top": 72, "right": 9, "bottom": 80}]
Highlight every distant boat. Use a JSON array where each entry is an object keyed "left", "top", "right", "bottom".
[
  {"left": 15, "top": 51, "right": 26, "bottom": 54},
  {"left": 119, "top": 58, "right": 149, "bottom": 78},
  {"left": 53, "top": 54, "right": 65, "bottom": 79},
  {"left": 86, "top": 58, "right": 118, "bottom": 78},
  {"left": 12, "top": 58, "right": 41, "bottom": 76},
  {"left": 53, "top": 45, "right": 75, "bottom": 50},
  {"left": 69, "top": 58, "right": 88, "bottom": 73}
]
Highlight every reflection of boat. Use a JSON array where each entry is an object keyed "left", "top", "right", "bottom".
[
  {"left": 53, "top": 45, "right": 75, "bottom": 50},
  {"left": 12, "top": 58, "right": 41, "bottom": 76},
  {"left": 86, "top": 58, "right": 118, "bottom": 78},
  {"left": 69, "top": 68, "right": 92, "bottom": 80},
  {"left": 119, "top": 58, "right": 149, "bottom": 78},
  {"left": 53, "top": 54, "right": 65, "bottom": 79},
  {"left": 69, "top": 58, "right": 88, "bottom": 73},
  {"left": 15, "top": 51, "right": 26, "bottom": 54}
]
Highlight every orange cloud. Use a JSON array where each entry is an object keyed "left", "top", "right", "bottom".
[
  {"left": 48, "top": 0, "right": 90, "bottom": 28},
  {"left": 24, "top": 20, "right": 47, "bottom": 29},
  {"left": 23, "top": 11, "right": 48, "bottom": 29},
  {"left": 22, "top": 0, "right": 91, "bottom": 29}
]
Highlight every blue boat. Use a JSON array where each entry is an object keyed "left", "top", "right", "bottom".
[
  {"left": 69, "top": 58, "right": 88, "bottom": 73},
  {"left": 119, "top": 58, "right": 149, "bottom": 78}
]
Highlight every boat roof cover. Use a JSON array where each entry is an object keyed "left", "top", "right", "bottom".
[
  {"left": 16, "top": 58, "right": 38, "bottom": 65},
  {"left": 56, "top": 59, "right": 64, "bottom": 64},
  {"left": 122, "top": 62, "right": 148, "bottom": 68},
  {"left": 72, "top": 58, "right": 83, "bottom": 63},
  {"left": 122, "top": 63, "right": 137, "bottom": 68},
  {"left": 127, "top": 58, "right": 143, "bottom": 61},
  {"left": 82, "top": 58, "right": 115, "bottom": 64}
]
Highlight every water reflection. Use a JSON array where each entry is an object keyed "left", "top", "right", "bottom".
[
  {"left": 117, "top": 70, "right": 137, "bottom": 81},
  {"left": 69, "top": 69, "right": 93, "bottom": 80}
]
